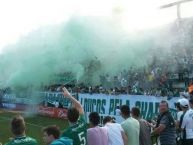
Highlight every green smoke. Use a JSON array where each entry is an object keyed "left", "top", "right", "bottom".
[{"left": 0, "top": 16, "right": 155, "bottom": 88}]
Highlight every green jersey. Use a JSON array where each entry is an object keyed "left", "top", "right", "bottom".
[
  {"left": 62, "top": 114, "right": 87, "bottom": 145},
  {"left": 5, "top": 136, "right": 38, "bottom": 145}
]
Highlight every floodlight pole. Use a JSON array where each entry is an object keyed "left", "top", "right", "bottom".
[
  {"left": 160, "top": 0, "right": 193, "bottom": 20},
  {"left": 160, "top": 0, "right": 193, "bottom": 82},
  {"left": 177, "top": 4, "right": 181, "bottom": 19},
  {"left": 159, "top": 0, "right": 193, "bottom": 45}
]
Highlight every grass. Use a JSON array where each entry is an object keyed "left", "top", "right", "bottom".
[{"left": 0, "top": 110, "right": 69, "bottom": 145}]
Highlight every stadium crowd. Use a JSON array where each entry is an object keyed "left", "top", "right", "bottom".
[
  {"left": 1, "top": 52, "right": 193, "bottom": 98},
  {"left": 43, "top": 54, "right": 193, "bottom": 97},
  {"left": 80, "top": 49, "right": 193, "bottom": 97},
  {"left": 1, "top": 87, "right": 193, "bottom": 145}
]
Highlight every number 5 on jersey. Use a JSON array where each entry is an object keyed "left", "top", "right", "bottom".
[{"left": 78, "top": 132, "right": 86, "bottom": 145}]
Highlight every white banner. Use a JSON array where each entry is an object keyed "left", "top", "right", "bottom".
[
  {"left": 1, "top": 92, "right": 180, "bottom": 123},
  {"left": 79, "top": 94, "right": 179, "bottom": 123}
]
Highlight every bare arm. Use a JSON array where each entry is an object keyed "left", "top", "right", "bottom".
[
  {"left": 180, "top": 116, "right": 187, "bottom": 132},
  {"left": 62, "top": 87, "right": 84, "bottom": 115},
  {"left": 176, "top": 120, "right": 180, "bottom": 129},
  {"left": 152, "top": 124, "right": 166, "bottom": 135},
  {"left": 121, "top": 131, "right": 128, "bottom": 145}
]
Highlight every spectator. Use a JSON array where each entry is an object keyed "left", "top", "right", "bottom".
[
  {"left": 61, "top": 87, "right": 87, "bottom": 145},
  {"left": 131, "top": 107, "right": 151, "bottom": 145},
  {"left": 120, "top": 105, "right": 140, "bottom": 145},
  {"left": 189, "top": 98, "right": 193, "bottom": 109},
  {"left": 5, "top": 115, "right": 38, "bottom": 145},
  {"left": 176, "top": 101, "right": 183, "bottom": 126},
  {"left": 103, "top": 116, "right": 128, "bottom": 145},
  {"left": 42, "top": 125, "right": 72, "bottom": 145},
  {"left": 188, "top": 83, "right": 193, "bottom": 96},
  {"left": 87, "top": 112, "right": 108, "bottom": 145},
  {"left": 115, "top": 106, "right": 121, "bottom": 116},
  {"left": 53, "top": 100, "right": 59, "bottom": 108},
  {"left": 152, "top": 100, "right": 176, "bottom": 145},
  {"left": 180, "top": 98, "right": 193, "bottom": 145},
  {"left": 115, "top": 106, "right": 124, "bottom": 123},
  {"left": 175, "top": 100, "right": 183, "bottom": 144},
  {"left": 179, "top": 98, "right": 189, "bottom": 144}
]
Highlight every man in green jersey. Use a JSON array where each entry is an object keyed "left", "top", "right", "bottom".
[
  {"left": 5, "top": 115, "right": 38, "bottom": 145},
  {"left": 61, "top": 87, "right": 87, "bottom": 145}
]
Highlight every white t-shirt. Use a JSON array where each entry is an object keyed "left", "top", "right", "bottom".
[
  {"left": 105, "top": 123, "right": 124, "bottom": 145},
  {"left": 115, "top": 109, "right": 124, "bottom": 123},
  {"left": 115, "top": 109, "right": 121, "bottom": 115},
  {"left": 181, "top": 109, "right": 193, "bottom": 139},
  {"left": 177, "top": 111, "right": 183, "bottom": 121},
  {"left": 54, "top": 101, "right": 59, "bottom": 108}
]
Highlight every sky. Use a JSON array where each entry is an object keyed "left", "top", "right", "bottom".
[{"left": 0, "top": 0, "right": 193, "bottom": 52}]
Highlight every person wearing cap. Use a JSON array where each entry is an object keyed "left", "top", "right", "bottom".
[
  {"left": 176, "top": 100, "right": 183, "bottom": 128},
  {"left": 175, "top": 100, "right": 183, "bottom": 145},
  {"left": 180, "top": 98, "right": 193, "bottom": 145}
]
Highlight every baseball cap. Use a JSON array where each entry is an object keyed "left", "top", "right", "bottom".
[{"left": 179, "top": 98, "right": 189, "bottom": 108}]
